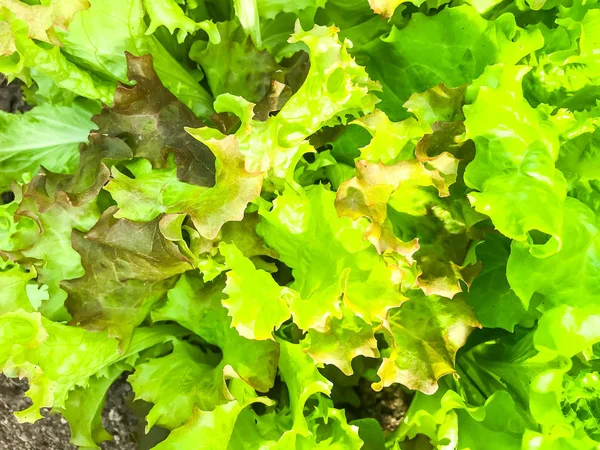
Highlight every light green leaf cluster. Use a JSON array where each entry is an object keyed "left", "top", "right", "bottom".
[{"left": 1, "top": 1, "right": 600, "bottom": 449}]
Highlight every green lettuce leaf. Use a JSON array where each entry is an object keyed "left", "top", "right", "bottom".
[
  {"left": 374, "top": 291, "right": 480, "bottom": 394},
  {"left": 278, "top": 340, "right": 333, "bottom": 434},
  {"left": 385, "top": 176, "right": 484, "bottom": 298},
  {"left": 282, "top": 405, "right": 363, "bottom": 449},
  {"left": 523, "top": 9, "right": 600, "bottom": 110},
  {"left": 129, "top": 340, "right": 231, "bottom": 430},
  {"left": 403, "top": 83, "right": 467, "bottom": 127},
  {"left": 302, "top": 309, "right": 380, "bottom": 376},
  {"left": 535, "top": 304, "right": 600, "bottom": 358},
  {"left": 52, "top": 0, "right": 144, "bottom": 83},
  {"left": 154, "top": 389, "right": 273, "bottom": 450},
  {"left": 315, "top": 0, "right": 390, "bottom": 51},
  {"left": 360, "top": 5, "right": 543, "bottom": 120},
  {"left": 2, "top": 14, "right": 115, "bottom": 101},
  {"left": 0, "top": 98, "right": 99, "bottom": 191},
  {"left": 59, "top": 0, "right": 214, "bottom": 116},
  {"left": 464, "top": 234, "right": 530, "bottom": 331},
  {"left": 152, "top": 272, "right": 280, "bottom": 392},
  {"left": 200, "top": 22, "right": 379, "bottom": 191},
  {"left": 62, "top": 207, "right": 192, "bottom": 347},
  {"left": 0, "top": 264, "right": 35, "bottom": 313},
  {"left": 92, "top": 52, "right": 216, "bottom": 187},
  {"left": 399, "top": 384, "right": 529, "bottom": 449},
  {"left": 335, "top": 151, "right": 457, "bottom": 257},
  {"left": 258, "top": 184, "right": 404, "bottom": 331},
  {"left": 349, "top": 110, "right": 426, "bottom": 164},
  {"left": 0, "top": 0, "right": 89, "bottom": 47},
  {"left": 0, "top": 309, "right": 183, "bottom": 422},
  {"left": 507, "top": 197, "right": 600, "bottom": 309},
  {"left": 275, "top": 24, "right": 379, "bottom": 141},
  {"left": 1, "top": 167, "right": 106, "bottom": 320},
  {"left": 219, "top": 241, "right": 293, "bottom": 340},
  {"left": 57, "top": 362, "right": 130, "bottom": 449},
  {"left": 143, "top": 0, "right": 219, "bottom": 44},
  {"left": 3, "top": 2, "right": 600, "bottom": 449},
  {"left": 256, "top": 0, "right": 325, "bottom": 22},
  {"left": 189, "top": 21, "right": 282, "bottom": 103},
  {"left": 104, "top": 159, "right": 174, "bottom": 222},
  {"left": 0, "top": 192, "right": 38, "bottom": 254},
  {"left": 227, "top": 340, "right": 363, "bottom": 449},
  {"left": 102, "top": 76, "right": 264, "bottom": 239},
  {"left": 463, "top": 64, "right": 566, "bottom": 254}
]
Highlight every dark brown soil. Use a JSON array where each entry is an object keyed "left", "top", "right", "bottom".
[
  {"left": 0, "top": 76, "right": 31, "bottom": 114},
  {"left": 355, "top": 379, "right": 413, "bottom": 432},
  {"left": 0, "top": 376, "right": 140, "bottom": 450}
]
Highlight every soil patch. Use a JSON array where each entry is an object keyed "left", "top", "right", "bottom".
[
  {"left": 0, "top": 76, "right": 31, "bottom": 113},
  {"left": 355, "top": 379, "right": 413, "bottom": 432},
  {"left": 0, "top": 376, "right": 139, "bottom": 450}
]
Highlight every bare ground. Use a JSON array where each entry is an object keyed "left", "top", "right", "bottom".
[{"left": 0, "top": 376, "right": 140, "bottom": 450}]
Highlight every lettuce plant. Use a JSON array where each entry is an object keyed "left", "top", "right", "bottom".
[{"left": 0, "top": 0, "right": 599, "bottom": 449}]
